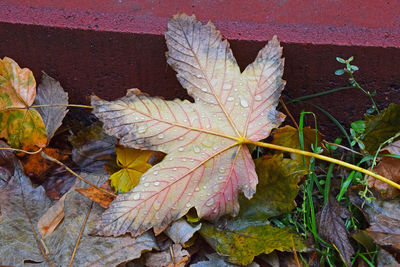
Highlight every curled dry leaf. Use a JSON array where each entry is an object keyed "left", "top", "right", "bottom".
[
  {"left": 0, "top": 57, "right": 47, "bottom": 149},
  {"left": 92, "top": 14, "right": 285, "bottom": 237}
]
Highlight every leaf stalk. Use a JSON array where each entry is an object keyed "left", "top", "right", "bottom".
[{"left": 244, "top": 139, "right": 400, "bottom": 190}]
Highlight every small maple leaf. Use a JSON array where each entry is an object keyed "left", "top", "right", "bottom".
[
  {"left": 92, "top": 13, "right": 286, "bottom": 237},
  {"left": 109, "top": 146, "right": 153, "bottom": 193}
]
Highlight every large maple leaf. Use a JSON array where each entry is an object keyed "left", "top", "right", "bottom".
[{"left": 92, "top": 14, "right": 285, "bottom": 237}]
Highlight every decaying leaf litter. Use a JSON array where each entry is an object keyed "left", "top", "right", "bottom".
[{"left": 0, "top": 13, "right": 400, "bottom": 266}]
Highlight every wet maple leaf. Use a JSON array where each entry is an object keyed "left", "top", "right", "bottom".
[
  {"left": 0, "top": 57, "right": 47, "bottom": 149},
  {"left": 92, "top": 14, "right": 285, "bottom": 237}
]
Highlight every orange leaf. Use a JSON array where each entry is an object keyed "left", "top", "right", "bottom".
[
  {"left": 0, "top": 57, "right": 36, "bottom": 109},
  {"left": 0, "top": 109, "right": 47, "bottom": 149},
  {"left": 76, "top": 180, "right": 115, "bottom": 208},
  {"left": 0, "top": 57, "right": 47, "bottom": 149},
  {"left": 92, "top": 14, "right": 285, "bottom": 237},
  {"left": 20, "top": 147, "right": 68, "bottom": 182}
]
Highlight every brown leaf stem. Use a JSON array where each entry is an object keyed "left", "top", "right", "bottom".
[
  {"left": 41, "top": 152, "right": 116, "bottom": 198},
  {"left": 280, "top": 97, "right": 299, "bottom": 129},
  {"left": 0, "top": 146, "right": 43, "bottom": 154},
  {"left": 68, "top": 201, "right": 94, "bottom": 267}
]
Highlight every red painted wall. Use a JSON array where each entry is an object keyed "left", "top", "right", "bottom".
[
  {"left": 1, "top": 0, "right": 400, "bottom": 47},
  {"left": 0, "top": 1, "right": 399, "bottom": 136}
]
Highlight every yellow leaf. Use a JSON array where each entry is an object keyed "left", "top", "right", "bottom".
[
  {"left": 109, "top": 146, "right": 153, "bottom": 193},
  {"left": 0, "top": 109, "right": 47, "bottom": 149},
  {"left": 0, "top": 57, "right": 36, "bottom": 109},
  {"left": 0, "top": 57, "right": 47, "bottom": 149}
]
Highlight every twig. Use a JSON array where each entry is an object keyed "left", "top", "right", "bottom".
[
  {"left": 280, "top": 97, "right": 299, "bottom": 129},
  {"left": 0, "top": 146, "right": 43, "bottom": 154},
  {"left": 41, "top": 152, "right": 116, "bottom": 198},
  {"left": 68, "top": 202, "right": 94, "bottom": 267},
  {"left": 322, "top": 140, "right": 363, "bottom": 156}
]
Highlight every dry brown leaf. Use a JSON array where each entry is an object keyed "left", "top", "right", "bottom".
[
  {"left": 37, "top": 193, "right": 67, "bottom": 239},
  {"left": 76, "top": 180, "right": 115, "bottom": 208},
  {"left": 145, "top": 244, "right": 189, "bottom": 267},
  {"left": 37, "top": 179, "right": 79, "bottom": 238},
  {"left": 317, "top": 195, "right": 354, "bottom": 266}
]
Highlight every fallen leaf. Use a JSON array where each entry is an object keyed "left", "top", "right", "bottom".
[
  {"left": 168, "top": 256, "right": 190, "bottom": 267},
  {"left": 37, "top": 191, "right": 68, "bottom": 239},
  {"left": 272, "top": 125, "right": 324, "bottom": 165},
  {"left": 316, "top": 195, "right": 354, "bottom": 266},
  {"left": 0, "top": 108, "right": 47, "bottom": 149},
  {"left": 76, "top": 179, "right": 115, "bottom": 208},
  {"left": 366, "top": 214, "right": 400, "bottom": 250},
  {"left": 0, "top": 57, "right": 36, "bottom": 109},
  {"left": 376, "top": 248, "right": 399, "bottom": 267},
  {"left": 0, "top": 160, "right": 53, "bottom": 265},
  {"left": 200, "top": 222, "right": 308, "bottom": 265},
  {"left": 34, "top": 72, "right": 69, "bottom": 142},
  {"left": 145, "top": 244, "right": 189, "bottom": 267},
  {"left": 367, "top": 140, "right": 400, "bottom": 198},
  {"left": 92, "top": 14, "right": 285, "bottom": 237},
  {"left": 164, "top": 218, "right": 201, "bottom": 247},
  {"left": 0, "top": 164, "right": 158, "bottom": 266},
  {"left": 363, "top": 103, "right": 400, "bottom": 154},
  {"left": 351, "top": 196, "right": 400, "bottom": 254},
  {"left": 0, "top": 140, "right": 16, "bottom": 184},
  {"left": 42, "top": 169, "right": 76, "bottom": 200},
  {"left": 37, "top": 178, "right": 80, "bottom": 239},
  {"left": 70, "top": 122, "right": 117, "bottom": 172},
  {"left": 20, "top": 147, "right": 69, "bottom": 182},
  {"left": 191, "top": 253, "right": 259, "bottom": 267},
  {"left": 238, "top": 153, "right": 306, "bottom": 220},
  {"left": 0, "top": 57, "right": 47, "bottom": 149},
  {"left": 199, "top": 152, "right": 308, "bottom": 265},
  {"left": 110, "top": 146, "right": 153, "bottom": 193}
]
